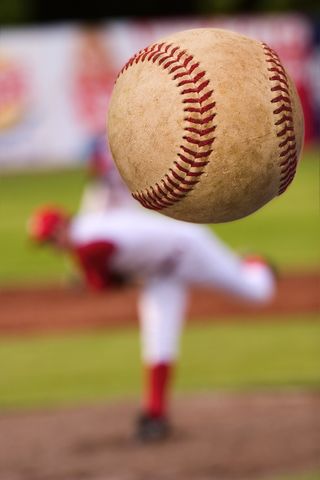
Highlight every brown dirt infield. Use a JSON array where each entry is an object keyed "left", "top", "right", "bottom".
[
  {"left": 0, "top": 272, "right": 319, "bottom": 480},
  {"left": 0, "top": 272, "right": 319, "bottom": 335},
  {"left": 0, "top": 392, "right": 319, "bottom": 480}
]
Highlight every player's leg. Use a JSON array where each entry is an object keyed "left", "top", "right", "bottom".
[
  {"left": 205, "top": 249, "right": 275, "bottom": 303},
  {"left": 137, "top": 277, "right": 187, "bottom": 441},
  {"left": 183, "top": 229, "right": 275, "bottom": 303}
]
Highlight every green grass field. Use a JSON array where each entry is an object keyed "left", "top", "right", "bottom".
[
  {"left": 0, "top": 316, "right": 319, "bottom": 410},
  {"left": 270, "top": 474, "right": 320, "bottom": 480},
  {"left": 0, "top": 150, "right": 319, "bottom": 284},
  {"left": 0, "top": 156, "right": 319, "bottom": 480}
]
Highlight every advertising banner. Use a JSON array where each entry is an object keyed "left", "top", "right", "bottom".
[{"left": 0, "top": 15, "right": 316, "bottom": 170}]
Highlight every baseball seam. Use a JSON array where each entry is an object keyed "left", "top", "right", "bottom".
[
  {"left": 117, "top": 42, "right": 216, "bottom": 210},
  {"left": 262, "top": 43, "right": 298, "bottom": 195}
]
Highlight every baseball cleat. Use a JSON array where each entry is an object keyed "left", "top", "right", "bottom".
[{"left": 135, "top": 413, "right": 171, "bottom": 443}]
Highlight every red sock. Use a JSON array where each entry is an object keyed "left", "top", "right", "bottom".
[{"left": 144, "top": 362, "right": 173, "bottom": 418}]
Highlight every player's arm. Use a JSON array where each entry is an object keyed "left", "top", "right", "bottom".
[{"left": 73, "top": 241, "right": 117, "bottom": 291}]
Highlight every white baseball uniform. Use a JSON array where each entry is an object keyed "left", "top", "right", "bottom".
[{"left": 70, "top": 209, "right": 275, "bottom": 364}]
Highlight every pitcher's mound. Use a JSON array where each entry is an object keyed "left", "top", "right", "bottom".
[{"left": 0, "top": 391, "right": 319, "bottom": 480}]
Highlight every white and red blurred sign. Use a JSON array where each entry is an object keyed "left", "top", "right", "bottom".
[{"left": 0, "top": 15, "right": 316, "bottom": 170}]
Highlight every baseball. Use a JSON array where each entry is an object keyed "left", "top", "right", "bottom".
[{"left": 107, "top": 28, "right": 304, "bottom": 223}]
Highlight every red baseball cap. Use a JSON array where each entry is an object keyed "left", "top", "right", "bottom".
[{"left": 28, "top": 206, "right": 69, "bottom": 243}]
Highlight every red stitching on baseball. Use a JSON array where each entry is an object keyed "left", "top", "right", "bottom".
[
  {"left": 262, "top": 43, "right": 298, "bottom": 195},
  {"left": 279, "top": 170, "right": 297, "bottom": 192},
  {"left": 274, "top": 114, "right": 293, "bottom": 126},
  {"left": 265, "top": 57, "right": 283, "bottom": 67},
  {"left": 271, "top": 94, "right": 291, "bottom": 104},
  {"left": 281, "top": 162, "right": 297, "bottom": 174},
  {"left": 183, "top": 102, "right": 216, "bottom": 114},
  {"left": 278, "top": 135, "right": 295, "bottom": 147},
  {"left": 178, "top": 71, "right": 206, "bottom": 86},
  {"left": 185, "top": 126, "right": 216, "bottom": 136},
  {"left": 180, "top": 145, "right": 213, "bottom": 158},
  {"left": 269, "top": 75, "right": 289, "bottom": 87},
  {"left": 279, "top": 153, "right": 296, "bottom": 166},
  {"left": 279, "top": 143, "right": 296, "bottom": 157},
  {"left": 280, "top": 170, "right": 296, "bottom": 182},
  {"left": 273, "top": 104, "right": 292, "bottom": 115},
  {"left": 170, "top": 169, "right": 185, "bottom": 182},
  {"left": 165, "top": 174, "right": 179, "bottom": 188},
  {"left": 181, "top": 80, "right": 210, "bottom": 94},
  {"left": 173, "top": 63, "right": 200, "bottom": 80},
  {"left": 183, "top": 136, "right": 215, "bottom": 147},
  {"left": 149, "top": 187, "right": 173, "bottom": 207},
  {"left": 281, "top": 169, "right": 296, "bottom": 182},
  {"left": 281, "top": 167, "right": 297, "bottom": 179},
  {"left": 268, "top": 66, "right": 286, "bottom": 73},
  {"left": 271, "top": 85, "right": 290, "bottom": 95},
  {"left": 117, "top": 42, "right": 216, "bottom": 211},
  {"left": 182, "top": 91, "right": 214, "bottom": 104},
  {"left": 174, "top": 161, "right": 205, "bottom": 176},
  {"left": 164, "top": 181, "right": 187, "bottom": 196},
  {"left": 170, "top": 168, "right": 199, "bottom": 185},
  {"left": 277, "top": 126, "right": 294, "bottom": 137},
  {"left": 185, "top": 113, "right": 216, "bottom": 125},
  {"left": 177, "top": 153, "right": 209, "bottom": 167},
  {"left": 152, "top": 52, "right": 165, "bottom": 63}
]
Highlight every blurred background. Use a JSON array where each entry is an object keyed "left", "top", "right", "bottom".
[
  {"left": 0, "top": 1, "right": 319, "bottom": 282},
  {"left": 0, "top": 2, "right": 319, "bottom": 172},
  {"left": 0, "top": 1, "right": 319, "bottom": 480}
]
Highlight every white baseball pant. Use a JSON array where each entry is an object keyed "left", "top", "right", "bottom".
[{"left": 138, "top": 230, "right": 275, "bottom": 365}]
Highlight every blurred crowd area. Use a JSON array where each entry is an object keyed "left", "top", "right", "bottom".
[{"left": 0, "top": 14, "right": 319, "bottom": 172}]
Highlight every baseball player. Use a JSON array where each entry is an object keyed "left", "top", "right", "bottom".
[{"left": 28, "top": 206, "right": 276, "bottom": 442}]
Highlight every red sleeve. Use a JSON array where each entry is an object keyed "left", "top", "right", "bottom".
[{"left": 73, "top": 241, "right": 117, "bottom": 291}]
